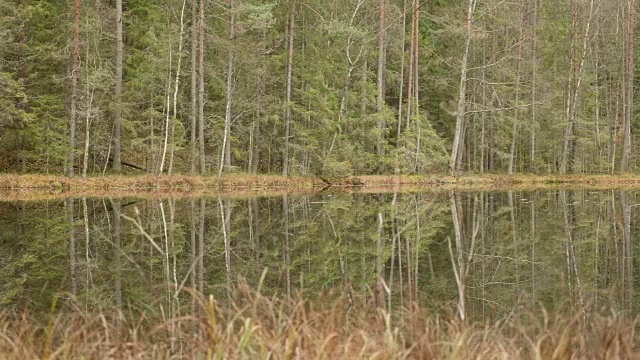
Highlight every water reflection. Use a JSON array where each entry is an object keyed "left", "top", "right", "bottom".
[{"left": 0, "top": 190, "right": 637, "bottom": 322}]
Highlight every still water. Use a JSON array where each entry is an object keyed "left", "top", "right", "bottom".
[{"left": 1, "top": 189, "right": 637, "bottom": 321}]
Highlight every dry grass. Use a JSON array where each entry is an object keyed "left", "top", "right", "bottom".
[
  {"left": 4, "top": 173, "right": 640, "bottom": 201},
  {"left": 1, "top": 283, "right": 638, "bottom": 359}
]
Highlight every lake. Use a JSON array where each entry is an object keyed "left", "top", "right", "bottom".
[{"left": 1, "top": 188, "right": 636, "bottom": 322}]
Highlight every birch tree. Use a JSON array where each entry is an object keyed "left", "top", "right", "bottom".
[{"left": 450, "top": 0, "right": 477, "bottom": 174}]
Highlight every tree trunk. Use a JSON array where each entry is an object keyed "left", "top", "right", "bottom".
[
  {"left": 219, "top": 0, "right": 236, "bottom": 177},
  {"left": 68, "top": 0, "right": 81, "bottom": 176},
  {"left": 160, "top": 49, "right": 172, "bottom": 173},
  {"left": 509, "top": 3, "right": 525, "bottom": 175},
  {"left": 83, "top": 90, "right": 93, "bottom": 177},
  {"left": 394, "top": 0, "right": 407, "bottom": 174},
  {"left": 168, "top": 0, "right": 187, "bottom": 174},
  {"left": 405, "top": 0, "right": 415, "bottom": 132},
  {"left": 190, "top": 0, "right": 198, "bottom": 174},
  {"left": 198, "top": 0, "right": 206, "bottom": 174},
  {"left": 561, "top": 0, "right": 595, "bottom": 174},
  {"left": 530, "top": 0, "right": 538, "bottom": 172},
  {"left": 83, "top": 15, "right": 92, "bottom": 177},
  {"left": 113, "top": 0, "right": 123, "bottom": 171},
  {"left": 413, "top": 0, "right": 421, "bottom": 173},
  {"left": 376, "top": 0, "right": 386, "bottom": 173},
  {"left": 283, "top": 0, "right": 297, "bottom": 176},
  {"left": 450, "top": 0, "right": 476, "bottom": 175},
  {"left": 621, "top": 0, "right": 635, "bottom": 172}
]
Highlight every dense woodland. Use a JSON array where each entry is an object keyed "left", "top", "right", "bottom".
[{"left": 0, "top": 0, "right": 638, "bottom": 176}]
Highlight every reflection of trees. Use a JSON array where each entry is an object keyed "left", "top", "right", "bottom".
[
  {"left": 560, "top": 190, "right": 585, "bottom": 313},
  {"left": 0, "top": 190, "right": 637, "bottom": 324},
  {"left": 619, "top": 192, "right": 632, "bottom": 313},
  {"left": 448, "top": 192, "right": 481, "bottom": 321}
]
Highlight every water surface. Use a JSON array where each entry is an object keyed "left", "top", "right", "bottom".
[{"left": 1, "top": 189, "right": 637, "bottom": 321}]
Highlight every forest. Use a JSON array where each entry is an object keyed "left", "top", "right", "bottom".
[{"left": 0, "top": 0, "right": 637, "bottom": 177}]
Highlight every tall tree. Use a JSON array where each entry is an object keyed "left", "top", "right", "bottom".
[
  {"left": 450, "top": 0, "right": 477, "bottom": 174},
  {"left": 219, "top": 0, "right": 237, "bottom": 177},
  {"left": 168, "top": 0, "right": 188, "bottom": 174},
  {"left": 68, "top": 0, "right": 81, "bottom": 176},
  {"left": 113, "top": 0, "right": 123, "bottom": 171},
  {"left": 621, "top": 0, "right": 635, "bottom": 172},
  {"left": 283, "top": 0, "right": 296, "bottom": 176},
  {"left": 376, "top": 0, "right": 386, "bottom": 173},
  {"left": 198, "top": 0, "right": 206, "bottom": 174},
  {"left": 190, "top": 0, "right": 197, "bottom": 174},
  {"left": 560, "top": 0, "right": 595, "bottom": 174}
]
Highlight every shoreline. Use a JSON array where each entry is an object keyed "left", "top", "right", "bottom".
[{"left": 2, "top": 173, "right": 640, "bottom": 201}]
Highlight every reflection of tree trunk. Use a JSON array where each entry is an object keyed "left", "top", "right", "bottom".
[
  {"left": 593, "top": 195, "right": 602, "bottom": 309},
  {"left": 110, "top": 199, "right": 122, "bottom": 310},
  {"left": 82, "top": 198, "right": 90, "bottom": 307},
  {"left": 283, "top": 195, "right": 291, "bottom": 296},
  {"left": 190, "top": 199, "right": 196, "bottom": 310},
  {"left": 160, "top": 200, "right": 171, "bottom": 304},
  {"left": 169, "top": 199, "right": 178, "bottom": 292},
  {"left": 530, "top": 199, "right": 536, "bottom": 305},
  {"left": 219, "top": 197, "right": 233, "bottom": 298},
  {"left": 480, "top": 192, "right": 487, "bottom": 317},
  {"left": 610, "top": 190, "right": 620, "bottom": 291},
  {"left": 376, "top": 212, "right": 385, "bottom": 307},
  {"left": 67, "top": 199, "right": 77, "bottom": 295},
  {"left": 448, "top": 192, "right": 479, "bottom": 321},
  {"left": 560, "top": 190, "right": 584, "bottom": 313},
  {"left": 405, "top": 223, "right": 412, "bottom": 305},
  {"left": 198, "top": 199, "right": 206, "bottom": 293},
  {"left": 447, "top": 192, "right": 467, "bottom": 320},
  {"left": 508, "top": 191, "right": 519, "bottom": 296},
  {"left": 619, "top": 192, "right": 632, "bottom": 312},
  {"left": 325, "top": 214, "right": 354, "bottom": 311},
  {"left": 168, "top": 199, "right": 178, "bottom": 352},
  {"left": 449, "top": 192, "right": 465, "bottom": 320},
  {"left": 414, "top": 198, "right": 421, "bottom": 303},
  {"left": 394, "top": 194, "right": 404, "bottom": 307}
]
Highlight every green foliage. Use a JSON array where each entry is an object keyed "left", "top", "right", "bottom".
[{"left": 0, "top": 0, "right": 637, "bottom": 174}]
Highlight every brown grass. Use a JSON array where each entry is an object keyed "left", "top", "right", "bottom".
[
  {"left": 1, "top": 283, "right": 638, "bottom": 359},
  {"left": 3, "top": 173, "right": 640, "bottom": 201}
]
